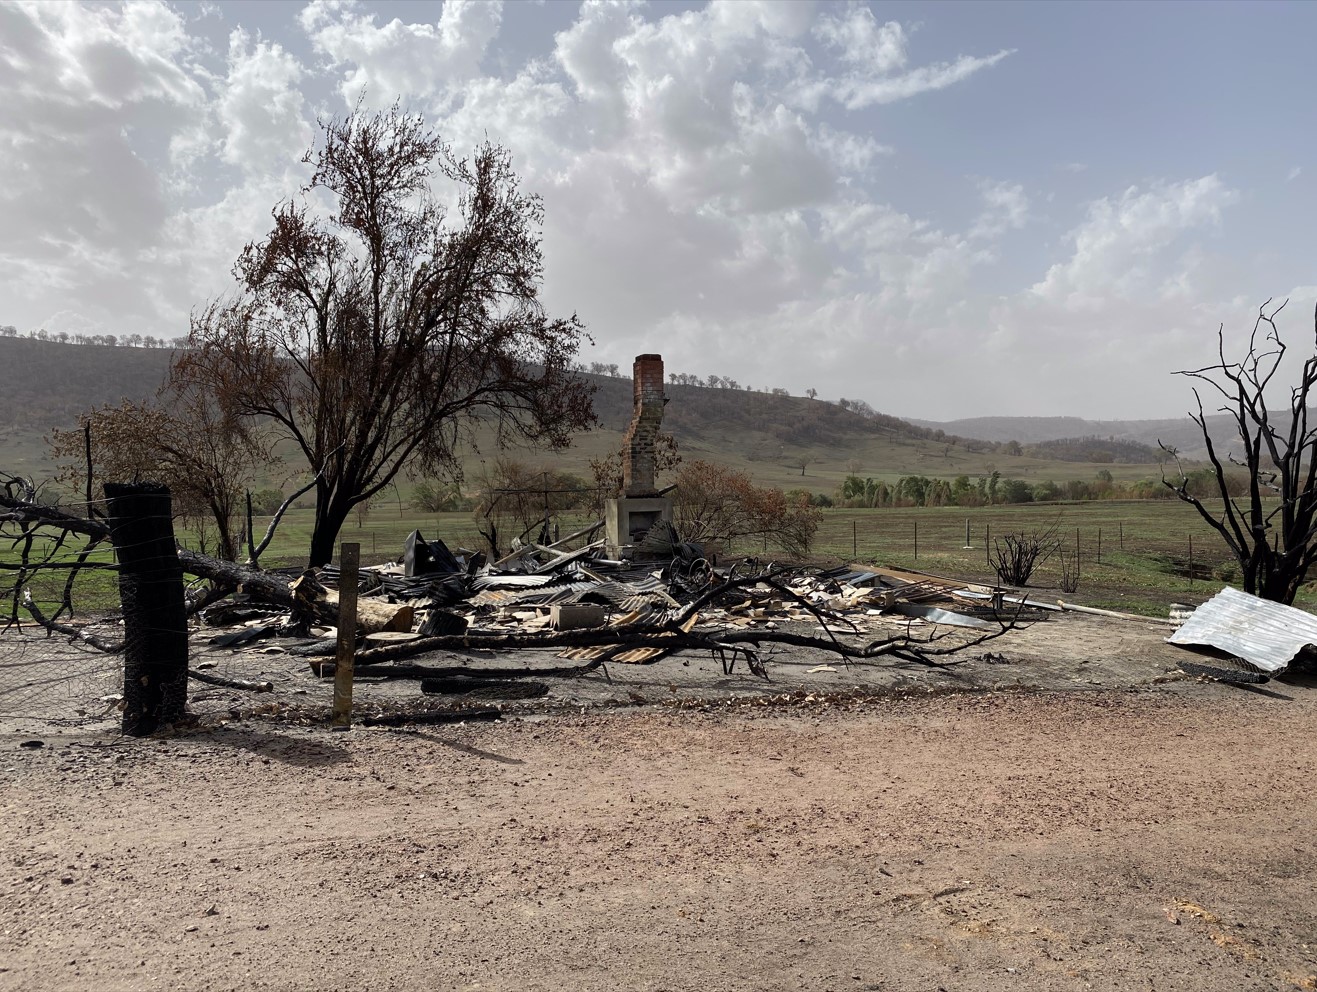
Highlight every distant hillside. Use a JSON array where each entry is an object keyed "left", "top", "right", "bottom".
[
  {"left": 590, "top": 375, "right": 934, "bottom": 446},
  {"left": 0, "top": 336, "right": 173, "bottom": 429},
  {"left": 906, "top": 413, "right": 1274, "bottom": 462},
  {"left": 0, "top": 336, "right": 933, "bottom": 448},
  {"left": 1022, "top": 436, "right": 1163, "bottom": 464},
  {"left": 906, "top": 416, "right": 1115, "bottom": 445},
  {"left": 0, "top": 336, "right": 1200, "bottom": 492}
]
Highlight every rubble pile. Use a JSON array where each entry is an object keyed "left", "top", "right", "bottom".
[{"left": 199, "top": 523, "right": 1034, "bottom": 691}]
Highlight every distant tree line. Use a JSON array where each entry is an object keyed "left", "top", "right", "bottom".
[
  {"left": 831, "top": 467, "right": 1250, "bottom": 509},
  {"left": 581, "top": 362, "right": 794, "bottom": 397},
  {"left": 0, "top": 325, "right": 187, "bottom": 349}
]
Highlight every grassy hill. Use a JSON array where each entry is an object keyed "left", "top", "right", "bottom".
[
  {"left": 0, "top": 336, "right": 1200, "bottom": 496},
  {"left": 907, "top": 412, "right": 1279, "bottom": 463},
  {"left": 0, "top": 337, "right": 174, "bottom": 475},
  {"left": 491, "top": 374, "right": 1179, "bottom": 495}
]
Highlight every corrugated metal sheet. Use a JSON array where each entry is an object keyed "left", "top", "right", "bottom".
[
  {"left": 1167, "top": 586, "right": 1317, "bottom": 673},
  {"left": 470, "top": 572, "right": 558, "bottom": 590},
  {"left": 890, "top": 603, "right": 995, "bottom": 629}
]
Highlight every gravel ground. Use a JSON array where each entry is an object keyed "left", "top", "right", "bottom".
[{"left": 1, "top": 613, "right": 1315, "bottom": 991}]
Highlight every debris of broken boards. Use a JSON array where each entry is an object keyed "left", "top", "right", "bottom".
[{"left": 191, "top": 526, "right": 1045, "bottom": 690}]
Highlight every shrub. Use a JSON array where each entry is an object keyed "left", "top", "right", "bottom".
[
  {"left": 991, "top": 522, "right": 1061, "bottom": 586},
  {"left": 675, "top": 460, "right": 820, "bottom": 557},
  {"left": 998, "top": 479, "right": 1034, "bottom": 504},
  {"left": 411, "top": 479, "right": 468, "bottom": 513},
  {"left": 249, "top": 488, "right": 285, "bottom": 515}
]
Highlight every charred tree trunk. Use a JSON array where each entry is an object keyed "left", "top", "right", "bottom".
[
  {"left": 106, "top": 482, "right": 189, "bottom": 736},
  {"left": 1161, "top": 300, "right": 1317, "bottom": 605},
  {"left": 308, "top": 489, "right": 354, "bottom": 568}
]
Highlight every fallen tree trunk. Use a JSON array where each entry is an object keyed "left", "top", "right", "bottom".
[
  {"left": 311, "top": 658, "right": 605, "bottom": 680},
  {"left": 344, "top": 621, "right": 991, "bottom": 677},
  {"left": 176, "top": 550, "right": 413, "bottom": 635},
  {"left": 177, "top": 549, "right": 297, "bottom": 604},
  {"left": 291, "top": 571, "right": 413, "bottom": 635}
]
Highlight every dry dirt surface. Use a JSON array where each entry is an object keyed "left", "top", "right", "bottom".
[{"left": 3, "top": 673, "right": 1316, "bottom": 992}]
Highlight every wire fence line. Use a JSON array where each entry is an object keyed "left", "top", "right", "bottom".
[{"left": 0, "top": 632, "right": 124, "bottom": 727}]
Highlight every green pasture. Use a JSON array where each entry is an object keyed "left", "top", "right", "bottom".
[{"left": 801, "top": 501, "right": 1291, "bottom": 616}]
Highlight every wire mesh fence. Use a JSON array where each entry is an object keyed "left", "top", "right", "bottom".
[{"left": 0, "top": 628, "right": 124, "bottom": 729}]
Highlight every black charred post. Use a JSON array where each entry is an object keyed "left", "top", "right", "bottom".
[{"left": 105, "top": 482, "right": 189, "bottom": 735}]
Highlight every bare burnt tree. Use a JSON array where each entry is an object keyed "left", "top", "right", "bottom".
[
  {"left": 990, "top": 520, "right": 1061, "bottom": 587},
  {"left": 1161, "top": 300, "right": 1317, "bottom": 604},
  {"left": 49, "top": 378, "right": 272, "bottom": 562},
  {"left": 471, "top": 458, "right": 592, "bottom": 557},
  {"left": 175, "top": 104, "right": 595, "bottom": 566}
]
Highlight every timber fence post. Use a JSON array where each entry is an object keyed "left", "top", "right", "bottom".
[{"left": 105, "top": 482, "right": 189, "bottom": 736}]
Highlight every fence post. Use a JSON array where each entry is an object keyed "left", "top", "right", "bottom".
[
  {"left": 852, "top": 519, "right": 857, "bottom": 559},
  {"left": 964, "top": 518, "right": 971, "bottom": 549},
  {"left": 913, "top": 521, "right": 918, "bottom": 562},
  {"left": 1097, "top": 527, "right": 1102, "bottom": 564},
  {"left": 985, "top": 524, "right": 990, "bottom": 566},
  {"left": 332, "top": 542, "right": 361, "bottom": 729},
  {"left": 1188, "top": 535, "right": 1194, "bottom": 590},
  {"left": 105, "top": 482, "right": 189, "bottom": 736},
  {"left": 1075, "top": 527, "right": 1081, "bottom": 581}
]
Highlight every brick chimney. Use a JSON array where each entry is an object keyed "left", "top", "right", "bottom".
[{"left": 621, "top": 354, "right": 666, "bottom": 497}]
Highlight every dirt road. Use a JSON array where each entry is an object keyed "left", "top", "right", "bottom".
[{"left": 3, "top": 681, "right": 1315, "bottom": 992}]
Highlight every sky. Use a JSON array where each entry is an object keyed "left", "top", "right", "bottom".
[{"left": 2, "top": 0, "right": 1316, "bottom": 422}]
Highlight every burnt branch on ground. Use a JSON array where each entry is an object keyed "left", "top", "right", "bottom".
[{"left": 2, "top": 472, "right": 112, "bottom": 634}]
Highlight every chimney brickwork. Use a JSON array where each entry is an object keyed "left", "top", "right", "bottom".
[{"left": 621, "top": 354, "right": 666, "bottom": 497}]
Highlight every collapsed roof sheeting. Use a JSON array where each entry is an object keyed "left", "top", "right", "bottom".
[{"left": 1167, "top": 586, "right": 1317, "bottom": 673}]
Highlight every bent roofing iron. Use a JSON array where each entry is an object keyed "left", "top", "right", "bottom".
[{"left": 1167, "top": 586, "right": 1317, "bottom": 673}]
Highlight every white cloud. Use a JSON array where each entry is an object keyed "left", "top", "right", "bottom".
[
  {"left": 805, "top": 8, "right": 1012, "bottom": 111},
  {"left": 828, "top": 49, "right": 1014, "bottom": 110},
  {"left": 813, "top": 124, "right": 892, "bottom": 177},
  {"left": 0, "top": 1, "right": 210, "bottom": 334},
  {"left": 1032, "top": 175, "right": 1239, "bottom": 309},
  {"left": 814, "top": 8, "right": 908, "bottom": 72},
  {"left": 218, "top": 29, "right": 310, "bottom": 173},
  {"left": 707, "top": 0, "right": 817, "bottom": 40},
  {"left": 300, "top": 0, "right": 503, "bottom": 107},
  {"left": 970, "top": 180, "right": 1029, "bottom": 239}
]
